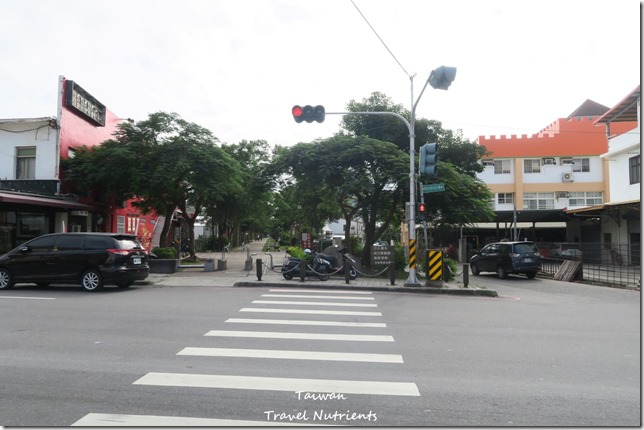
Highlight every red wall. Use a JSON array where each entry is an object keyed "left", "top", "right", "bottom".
[{"left": 58, "top": 77, "right": 158, "bottom": 250}]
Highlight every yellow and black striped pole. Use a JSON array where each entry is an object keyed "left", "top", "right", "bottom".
[
  {"left": 427, "top": 249, "right": 444, "bottom": 286},
  {"left": 409, "top": 239, "right": 417, "bottom": 272}
]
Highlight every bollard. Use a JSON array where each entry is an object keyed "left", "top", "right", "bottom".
[
  {"left": 299, "top": 259, "right": 306, "bottom": 282},
  {"left": 217, "top": 259, "right": 226, "bottom": 271},
  {"left": 463, "top": 263, "right": 469, "bottom": 288},
  {"left": 389, "top": 262, "right": 395, "bottom": 285},
  {"left": 256, "top": 258, "right": 262, "bottom": 281},
  {"left": 204, "top": 258, "right": 215, "bottom": 272},
  {"left": 344, "top": 259, "right": 351, "bottom": 284}
]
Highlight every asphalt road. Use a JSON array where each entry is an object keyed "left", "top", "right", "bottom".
[{"left": 0, "top": 276, "right": 639, "bottom": 426}]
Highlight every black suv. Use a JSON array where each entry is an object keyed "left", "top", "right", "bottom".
[
  {"left": 0, "top": 233, "right": 149, "bottom": 292},
  {"left": 470, "top": 241, "right": 541, "bottom": 279}
]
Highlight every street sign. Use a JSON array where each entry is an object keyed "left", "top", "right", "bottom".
[{"left": 423, "top": 183, "right": 445, "bottom": 193}]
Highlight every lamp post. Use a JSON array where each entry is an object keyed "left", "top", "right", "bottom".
[{"left": 405, "top": 66, "right": 456, "bottom": 287}]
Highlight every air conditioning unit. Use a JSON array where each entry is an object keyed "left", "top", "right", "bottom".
[
  {"left": 482, "top": 159, "right": 495, "bottom": 167},
  {"left": 562, "top": 172, "right": 574, "bottom": 182},
  {"left": 561, "top": 158, "right": 574, "bottom": 165},
  {"left": 542, "top": 158, "right": 556, "bottom": 165}
]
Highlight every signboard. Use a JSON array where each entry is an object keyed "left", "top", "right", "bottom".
[
  {"left": 423, "top": 183, "right": 445, "bottom": 193},
  {"left": 427, "top": 249, "right": 443, "bottom": 281},
  {"left": 64, "top": 80, "right": 106, "bottom": 126},
  {"left": 301, "top": 232, "right": 312, "bottom": 250},
  {"left": 371, "top": 245, "right": 394, "bottom": 266}
]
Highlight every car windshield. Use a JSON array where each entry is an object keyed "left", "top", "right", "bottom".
[{"left": 514, "top": 243, "right": 538, "bottom": 253}]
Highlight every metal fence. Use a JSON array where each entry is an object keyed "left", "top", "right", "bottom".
[{"left": 539, "top": 243, "right": 641, "bottom": 288}]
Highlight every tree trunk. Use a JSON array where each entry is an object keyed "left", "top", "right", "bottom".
[{"left": 158, "top": 203, "right": 176, "bottom": 247}]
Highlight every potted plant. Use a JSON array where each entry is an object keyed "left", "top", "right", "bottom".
[{"left": 149, "top": 246, "right": 179, "bottom": 273}]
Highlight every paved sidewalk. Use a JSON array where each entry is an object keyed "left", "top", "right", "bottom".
[{"left": 142, "top": 240, "right": 497, "bottom": 297}]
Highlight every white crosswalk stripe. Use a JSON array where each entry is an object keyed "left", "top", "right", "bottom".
[
  {"left": 252, "top": 299, "right": 378, "bottom": 307},
  {"left": 225, "top": 318, "right": 386, "bottom": 327},
  {"left": 261, "top": 293, "right": 375, "bottom": 300},
  {"left": 178, "top": 346, "right": 404, "bottom": 362},
  {"left": 268, "top": 288, "right": 373, "bottom": 294},
  {"left": 204, "top": 329, "right": 394, "bottom": 341},
  {"left": 240, "top": 307, "right": 382, "bottom": 316},
  {"left": 133, "top": 372, "right": 420, "bottom": 396},
  {"left": 72, "top": 413, "right": 320, "bottom": 426}
]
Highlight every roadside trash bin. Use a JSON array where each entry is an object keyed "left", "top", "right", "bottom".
[
  {"left": 217, "top": 259, "right": 227, "bottom": 271},
  {"left": 204, "top": 258, "right": 215, "bottom": 272}
]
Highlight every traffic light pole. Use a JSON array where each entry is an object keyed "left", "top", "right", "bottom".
[
  {"left": 325, "top": 104, "right": 423, "bottom": 287},
  {"left": 295, "top": 67, "right": 454, "bottom": 288}
]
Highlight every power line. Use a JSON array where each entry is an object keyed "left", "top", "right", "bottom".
[{"left": 350, "top": 0, "right": 410, "bottom": 78}]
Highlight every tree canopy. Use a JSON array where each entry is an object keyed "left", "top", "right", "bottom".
[{"left": 62, "top": 111, "right": 242, "bottom": 255}]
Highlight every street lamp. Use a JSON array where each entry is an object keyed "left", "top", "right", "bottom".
[{"left": 405, "top": 65, "right": 456, "bottom": 287}]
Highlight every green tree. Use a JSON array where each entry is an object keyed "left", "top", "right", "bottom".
[
  {"left": 271, "top": 136, "right": 408, "bottom": 265},
  {"left": 217, "top": 140, "right": 275, "bottom": 246},
  {"left": 62, "top": 112, "right": 242, "bottom": 256}
]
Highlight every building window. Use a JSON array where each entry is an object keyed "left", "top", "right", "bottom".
[
  {"left": 629, "top": 155, "right": 641, "bottom": 184},
  {"left": 16, "top": 147, "right": 36, "bottom": 179},
  {"left": 494, "top": 159, "right": 511, "bottom": 174},
  {"left": 524, "top": 159, "right": 541, "bottom": 173},
  {"left": 571, "top": 158, "right": 590, "bottom": 172},
  {"left": 523, "top": 192, "right": 555, "bottom": 210},
  {"left": 116, "top": 215, "right": 125, "bottom": 233},
  {"left": 498, "top": 193, "right": 514, "bottom": 204},
  {"left": 569, "top": 192, "right": 603, "bottom": 207}
]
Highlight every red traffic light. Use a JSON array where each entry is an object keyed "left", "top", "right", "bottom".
[
  {"left": 292, "top": 104, "right": 325, "bottom": 123},
  {"left": 418, "top": 203, "right": 426, "bottom": 213},
  {"left": 292, "top": 105, "right": 304, "bottom": 123}
]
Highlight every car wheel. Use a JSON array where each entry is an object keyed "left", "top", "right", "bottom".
[
  {"left": 470, "top": 263, "right": 480, "bottom": 276},
  {"left": 0, "top": 268, "right": 14, "bottom": 289},
  {"left": 81, "top": 269, "right": 104, "bottom": 292},
  {"left": 117, "top": 281, "right": 133, "bottom": 288},
  {"left": 496, "top": 265, "right": 508, "bottom": 279},
  {"left": 525, "top": 271, "right": 537, "bottom": 279}
]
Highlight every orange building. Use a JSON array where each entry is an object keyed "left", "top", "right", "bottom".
[{"left": 474, "top": 100, "right": 638, "bottom": 243}]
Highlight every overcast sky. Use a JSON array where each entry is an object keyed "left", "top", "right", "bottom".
[{"left": 1, "top": 0, "right": 640, "bottom": 148}]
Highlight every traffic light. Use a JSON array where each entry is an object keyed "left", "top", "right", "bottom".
[
  {"left": 428, "top": 66, "right": 457, "bottom": 90},
  {"left": 419, "top": 143, "right": 438, "bottom": 177},
  {"left": 417, "top": 202, "right": 427, "bottom": 221},
  {"left": 292, "top": 105, "right": 325, "bottom": 123}
]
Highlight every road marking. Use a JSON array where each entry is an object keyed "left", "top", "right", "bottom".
[
  {"left": 261, "top": 293, "right": 374, "bottom": 300},
  {"left": 240, "top": 308, "right": 382, "bottom": 316},
  {"left": 72, "top": 413, "right": 320, "bottom": 426},
  {"left": 133, "top": 372, "right": 420, "bottom": 396},
  {"left": 204, "top": 330, "right": 393, "bottom": 342},
  {"left": 226, "top": 318, "right": 386, "bottom": 328},
  {"left": 269, "top": 288, "right": 372, "bottom": 295},
  {"left": 252, "top": 300, "right": 377, "bottom": 308},
  {"left": 0, "top": 296, "right": 55, "bottom": 300},
  {"left": 178, "top": 347, "right": 403, "bottom": 363}
]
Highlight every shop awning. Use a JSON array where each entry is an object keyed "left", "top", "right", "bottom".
[{"left": 0, "top": 192, "right": 94, "bottom": 211}]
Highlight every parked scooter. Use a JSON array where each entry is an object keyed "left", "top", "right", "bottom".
[
  {"left": 318, "top": 247, "right": 358, "bottom": 280},
  {"left": 281, "top": 249, "right": 331, "bottom": 281}
]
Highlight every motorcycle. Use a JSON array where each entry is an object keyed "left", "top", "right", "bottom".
[
  {"left": 281, "top": 249, "right": 331, "bottom": 281},
  {"left": 318, "top": 247, "right": 358, "bottom": 280}
]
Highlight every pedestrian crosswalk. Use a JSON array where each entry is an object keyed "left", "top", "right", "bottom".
[{"left": 72, "top": 288, "right": 420, "bottom": 426}]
